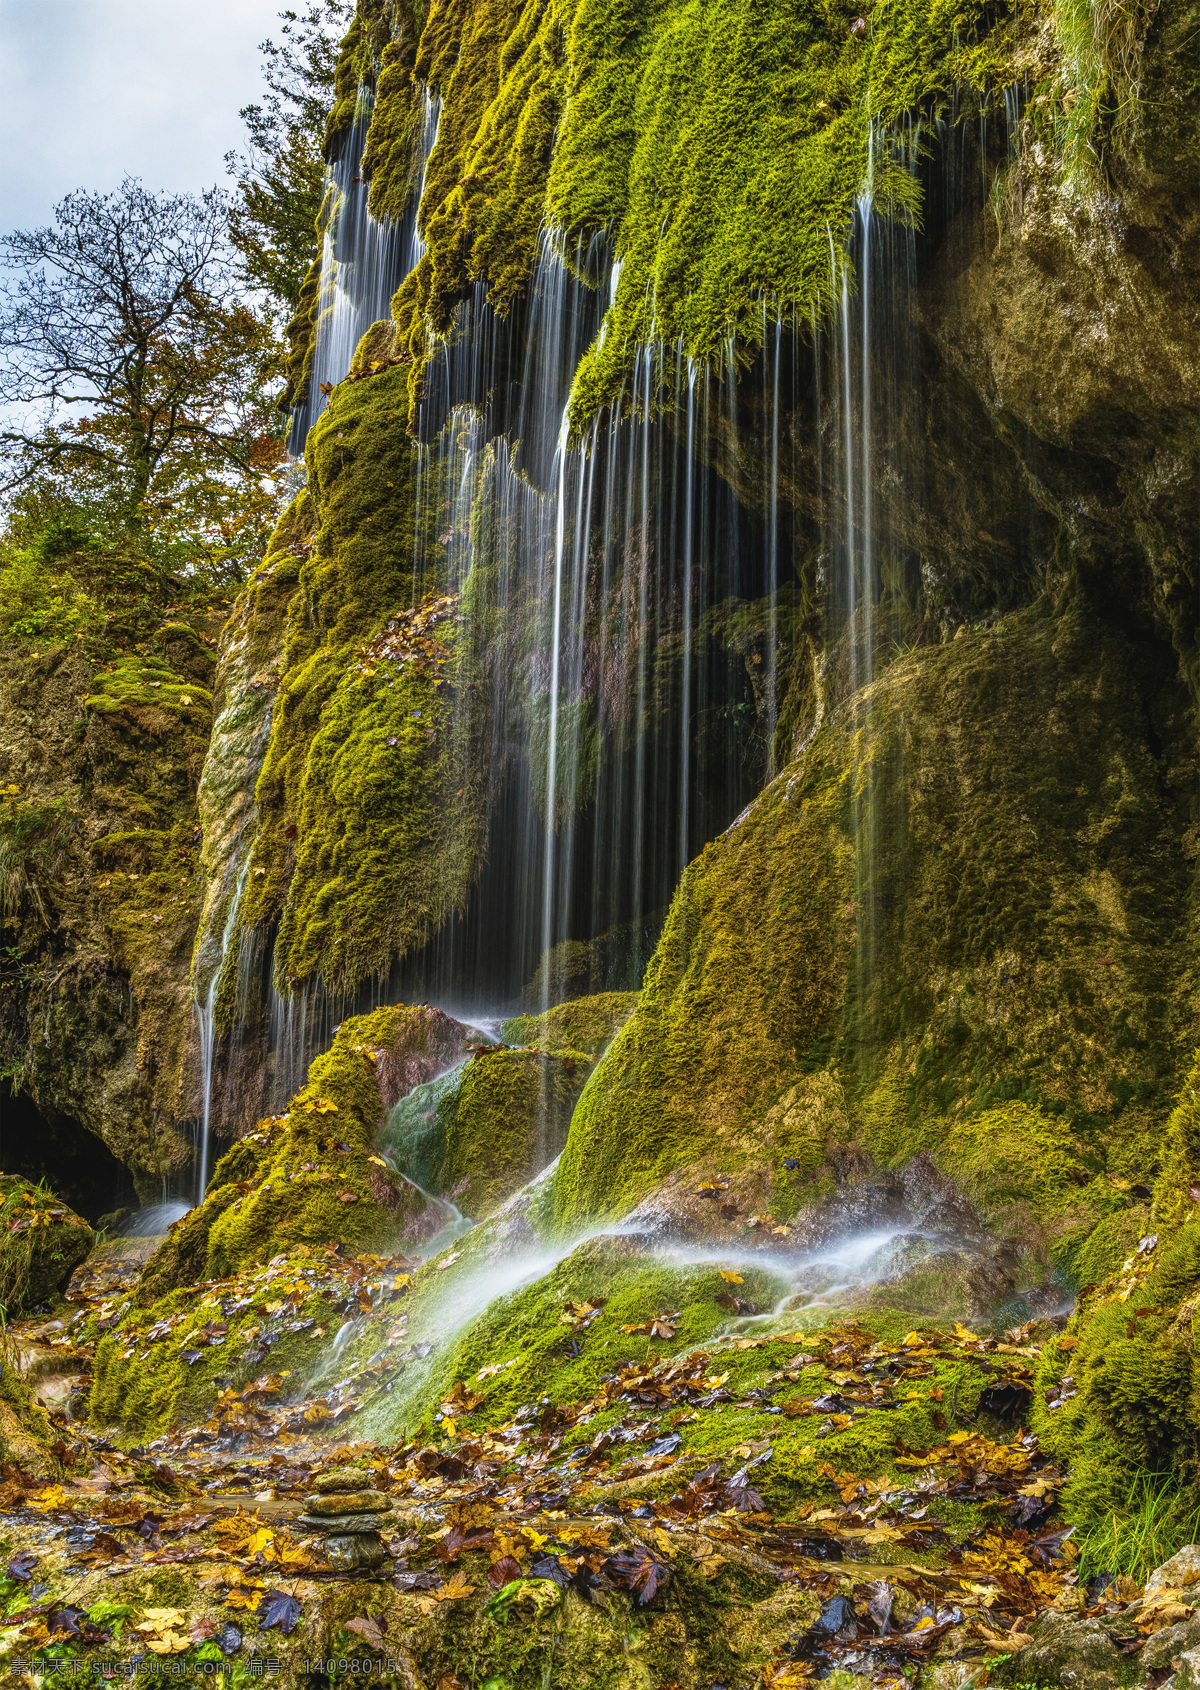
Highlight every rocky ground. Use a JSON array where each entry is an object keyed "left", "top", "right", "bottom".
[{"left": 0, "top": 1194, "right": 1196, "bottom": 1689}]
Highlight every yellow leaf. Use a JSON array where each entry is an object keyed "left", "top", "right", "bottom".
[
  {"left": 145, "top": 1631, "right": 192, "bottom": 1655},
  {"left": 29, "top": 1486, "right": 66, "bottom": 1512},
  {"left": 719, "top": 1270, "right": 744, "bottom": 1284}
]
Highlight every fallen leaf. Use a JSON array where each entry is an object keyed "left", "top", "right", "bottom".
[{"left": 259, "top": 1590, "right": 303, "bottom": 1635}]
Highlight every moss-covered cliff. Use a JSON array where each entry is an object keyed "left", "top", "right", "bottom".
[
  {"left": 554, "top": 597, "right": 1195, "bottom": 1230},
  {"left": 0, "top": 578, "right": 223, "bottom": 1193}
]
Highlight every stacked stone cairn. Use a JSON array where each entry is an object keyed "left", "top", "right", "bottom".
[{"left": 297, "top": 1466, "right": 392, "bottom": 1571}]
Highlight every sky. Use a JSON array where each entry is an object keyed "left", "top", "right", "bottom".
[{"left": 0, "top": 0, "right": 287, "bottom": 236}]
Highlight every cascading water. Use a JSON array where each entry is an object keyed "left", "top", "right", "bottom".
[
  {"left": 288, "top": 84, "right": 440, "bottom": 450},
  {"left": 199, "top": 93, "right": 1027, "bottom": 1248},
  {"left": 193, "top": 856, "right": 251, "bottom": 1201}
]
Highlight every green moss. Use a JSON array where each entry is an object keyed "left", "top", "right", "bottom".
[
  {"left": 134, "top": 1006, "right": 441, "bottom": 1301},
  {"left": 502, "top": 992, "right": 640, "bottom": 1058},
  {"left": 87, "top": 1249, "right": 351, "bottom": 1441},
  {"left": 383, "top": 1047, "right": 591, "bottom": 1221},
  {"left": 0, "top": 1174, "right": 94, "bottom": 1313},
  {"left": 0, "top": 1337, "right": 54, "bottom": 1467},
  {"left": 1060, "top": 1205, "right": 1150, "bottom": 1290},
  {"left": 366, "top": 0, "right": 1029, "bottom": 425},
  {"left": 0, "top": 591, "right": 218, "bottom": 1182},
  {"left": 205, "top": 1008, "right": 429, "bottom": 1275},
  {"left": 553, "top": 605, "right": 1194, "bottom": 1231},
  {"left": 1033, "top": 1060, "right": 1200, "bottom": 1538},
  {"left": 363, "top": 31, "right": 428, "bottom": 224},
  {"left": 363, "top": 1235, "right": 789, "bottom": 1442},
  {"left": 241, "top": 369, "right": 490, "bottom": 995},
  {"left": 83, "top": 655, "right": 212, "bottom": 725},
  {"left": 551, "top": 729, "right": 855, "bottom": 1226}
]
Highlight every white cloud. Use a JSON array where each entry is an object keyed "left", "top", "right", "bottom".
[{"left": 0, "top": 0, "right": 286, "bottom": 234}]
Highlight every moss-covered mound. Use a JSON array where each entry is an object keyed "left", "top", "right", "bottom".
[
  {"left": 1033, "top": 1055, "right": 1200, "bottom": 1534},
  {"left": 503, "top": 992, "right": 640, "bottom": 1058},
  {"left": 138, "top": 1004, "right": 469, "bottom": 1302},
  {"left": 88, "top": 1242, "right": 409, "bottom": 1441},
  {"left": 0, "top": 1175, "right": 94, "bottom": 1313},
  {"left": 382, "top": 1046, "right": 592, "bottom": 1221},
  {"left": 553, "top": 602, "right": 1196, "bottom": 1230},
  {"left": 239, "top": 373, "right": 491, "bottom": 996}
]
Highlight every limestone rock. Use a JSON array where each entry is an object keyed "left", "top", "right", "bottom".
[
  {"left": 323, "top": 1531, "right": 388, "bottom": 1571},
  {"left": 1174, "top": 1646, "right": 1200, "bottom": 1690},
  {"left": 304, "top": 1489, "right": 390, "bottom": 1516},
  {"left": 1148, "top": 1544, "right": 1200, "bottom": 1596},
  {"left": 1003, "top": 1611, "right": 1124, "bottom": 1688},
  {"left": 1142, "top": 1615, "right": 1200, "bottom": 1677}
]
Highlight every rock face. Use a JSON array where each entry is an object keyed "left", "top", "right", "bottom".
[
  {"left": 0, "top": 1174, "right": 94, "bottom": 1310},
  {"left": 0, "top": 617, "right": 218, "bottom": 1191},
  {"left": 1001, "top": 1611, "right": 1125, "bottom": 1688}
]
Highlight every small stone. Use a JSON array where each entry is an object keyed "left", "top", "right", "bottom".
[
  {"left": 297, "top": 1512, "right": 393, "bottom": 1534},
  {"left": 313, "top": 1467, "right": 373, "bottom": 1494},
  {"left": 306, "top": 1489, "right": 390, "bottom": 1516},
  {"left": 323, "top": 1531, "right": 388, "bottom": 1572},
  {"left": 1147, "top": 1542, "right": 1200, "bottom": 1595},
  {"left": 1143, "top": 1615, "right": 1200, "bottom": 1675},
  {"left": 1008, "top": 1611, "right": 1123, "bottom": 1689},
  {"left": 1177, "top": 1645, "right": 1200, "bottom": 1690}
]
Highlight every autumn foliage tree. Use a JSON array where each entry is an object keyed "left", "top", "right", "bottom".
[{"left": 0, "top": 178, "right": 287, "bottom": 584}]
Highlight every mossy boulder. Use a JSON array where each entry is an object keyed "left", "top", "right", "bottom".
[
  {"left": 137, "top": 1005, "right": 470, "bottom": 1302},
  {"left": 502, "top": 992, "right": 639, "bottom": 1059},
  {"left": 1032, "top": 1056, "right": 1200, "bottom": 1538},
  {"left": 553, "top": 603, "right": 1195, "bottom": 1233},
  {"left": 382, "top": 1046, "right": 592, "bottom": 1221},
  {"left": 0, "top": 1174, "right": 94, "bottom": 1312}
]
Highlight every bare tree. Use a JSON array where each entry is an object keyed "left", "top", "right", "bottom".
[{"left": 0, "top": 179, "right": 282, "bottom": 525}]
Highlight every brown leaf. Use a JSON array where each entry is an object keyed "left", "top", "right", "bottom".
[
  {"left": 344, "top": 1615, "right": 385, "bottom": 1650},
  {"left": 487, "top": 1555, "right": 522, "bottom": 1589}
]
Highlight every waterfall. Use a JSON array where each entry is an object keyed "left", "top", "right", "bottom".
[
  {"left": 289, "top": 84, "right": 440, "bottom": 449},
  {"left": 193, "top": 856, "right": 251, "bottom": 1201},
  {"left": 211, "top": 110, "right": 939, "bottom": 1184}
]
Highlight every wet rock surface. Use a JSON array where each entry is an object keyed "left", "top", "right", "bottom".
[
  {"left": 299, "top": 1465, "right": 391, "bottom": 1572},
  {"left": 1000, "top": 1610, "right": 1126, "bottom": 1687}
]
